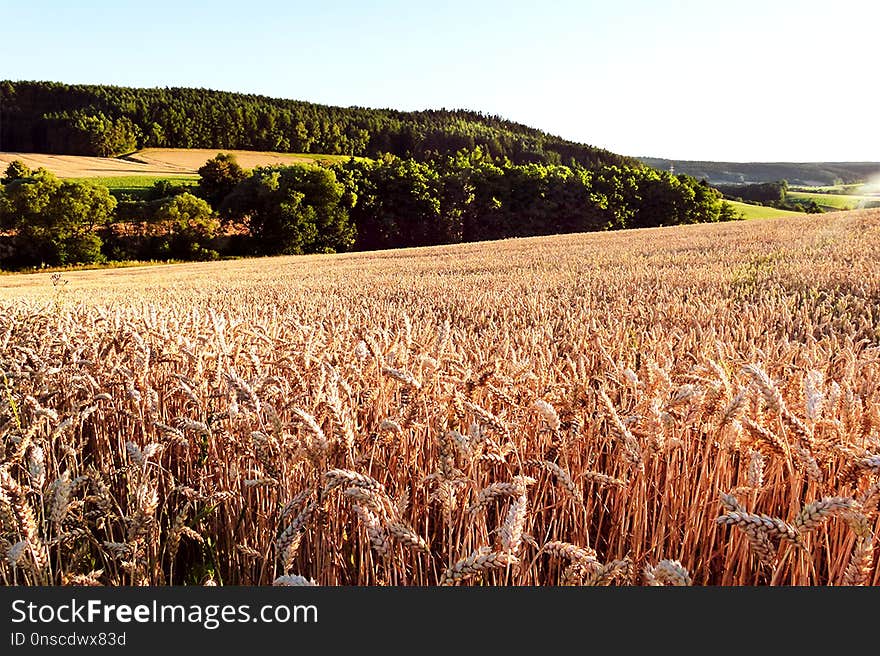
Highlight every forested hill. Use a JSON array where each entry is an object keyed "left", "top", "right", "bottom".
[
  {"left": 0, "top": 81, "right": 635, "bottom": 168},
  {"left": 639, "top": 157, "right": 880, "bottom": 186}
]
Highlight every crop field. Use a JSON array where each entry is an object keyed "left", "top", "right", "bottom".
[
  {"left": 69, "top": 175, "right": 200, "bottom": 200},
  {"left": 788, "top": 191, "right": 880, "bottom": 211},
  {"left": 0, "top": 149, "right": 355, "bottom": 180},
  {"left": 125, "top": 148, "right": 355, "bottom": 172},
  {"left": 68, "top": 175, "right": 200, "bottom": 190},
  {"left": 1, "top": 209, "right": 879, "bottom": 586}
]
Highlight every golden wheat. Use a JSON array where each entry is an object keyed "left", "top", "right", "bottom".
[{"left": 0, "top": 210, "right": 878, "bottom": 585}]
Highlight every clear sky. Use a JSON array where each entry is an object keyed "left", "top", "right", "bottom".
[{"left": 2, "top": 0, "right": 878, "bottom": 162}]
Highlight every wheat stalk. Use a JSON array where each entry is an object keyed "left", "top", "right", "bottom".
[
  {"left": 795, "top": 497, "right": 861, "bottom": 533},
  {"left": 440, "top": 547, "right": 519, "bottom": 585},
  {"left": 644, "top": 559, "right": 692, "bottom": 586}
]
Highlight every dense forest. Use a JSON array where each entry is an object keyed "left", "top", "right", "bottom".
[
  {"left": 0, "top": 152, "right": 738, "bottom": 269},
  {"left": 0, "top": 81, "right": 634, "bottom": 168}
]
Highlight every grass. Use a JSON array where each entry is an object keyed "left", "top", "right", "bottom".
[
  {"left": 69, "top": 175, "right": 200, "bottom": 200},
  {"left": 726, "top": 200, "right": 804, "bottom": 219},
  {"left": 1, "top": 209, "right": 879, "bottom": 586},
  {"left": 789, "top": 184, "right": 864, "bottom": 194},
  {"left": 70, "top": 175, "right": 200, "bottom": 189},
  {"left": 787, "top": 191, "right": 880, "bottom": 211}
]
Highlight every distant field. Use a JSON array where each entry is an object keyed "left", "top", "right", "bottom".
[
  {"left": 790, "top": 184, "right": 863, "bottom": 194},
  {"left": 791, "top": 182, "right": 880, "bottom": 195},
  {"left": 126, "top": 148, "right": 355, "bottom": 173},
  {"left": 788, "top": 191, "right": 880, "bottom": 211},
  {"left": 70, "top": 175, "right": 199, "bottom": 190},
  {"left": 0, "top": 148, "right": 357, "bottom": 180},
  {"left": 0, "top": 152, "right": 193, "bottom": 179},
  {"left": 726, "top": 200, "right": 804, "bottom": 219}
]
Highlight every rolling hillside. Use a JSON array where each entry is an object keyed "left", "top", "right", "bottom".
[
  {"left": 0, "top": 81, "right": 635, "bottom": 168},
  {"left": 640, "top": 157, "right": 880, "bottom": 186},
  {"left": 724, "top": 200, "right": 804, "bottom": 219}
]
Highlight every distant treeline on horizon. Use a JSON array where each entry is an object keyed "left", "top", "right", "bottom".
[
  {"left": 639, "top": 158, "right": 880, "bottom": 187},
  {"left": 0, "top": 80, "right": 635, "bottom": 169}
]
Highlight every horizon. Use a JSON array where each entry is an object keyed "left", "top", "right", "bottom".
[{"left": 2, "top": 0, "right": 878, "bottom": 162}]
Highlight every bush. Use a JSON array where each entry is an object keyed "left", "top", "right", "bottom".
[
  {"left": 153, "top": 192, "right": 220, "bottom": 260},
  {"left": 197, "top": 153, "right": 247, "bottom": 208},
  {"left": 0, "top": 170, "right": 115, "bottom": 268},
  {"left": 2, "top": 160, "right": 31, "bottom": 184}
]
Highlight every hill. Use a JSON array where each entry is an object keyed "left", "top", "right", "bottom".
[
  {"left": 0, "top": 81, "right": 634, "bottom": 168},
  {"left": 639, "top": 157, "right": 880, "bottom": 186}
]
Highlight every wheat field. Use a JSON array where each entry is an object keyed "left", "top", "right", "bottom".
[
  {"left": 1, "top": 209, "right": 879, "bottom": 586},
  {"left": 0, "top": 149, "right": 353, "bottom": 180}
]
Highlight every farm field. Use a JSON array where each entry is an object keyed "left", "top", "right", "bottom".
[
  {"left": 68, "top": 175, "right": 200, "bottom": 198},
  {"left": 1, "top": 209, "right": 879, "bottom": 586},
  {"left": 788, "top": 190, "right": 880, "bottom": 211},
  {"left": 791, "top": 184, "right": 864, "bottom": 194},
  {"left": 725, "top": 200, "right": 804, "bottom": 219},
  {"left": 792, "top": 182, "right": 880, "bottom": 195},
  {"left": 0, "top": 148, "right": 355, "bottom": 180}
]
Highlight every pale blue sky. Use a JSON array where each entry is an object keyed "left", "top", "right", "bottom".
[{"left": 2, "top": 0, "right": 878, "bottom": 161}]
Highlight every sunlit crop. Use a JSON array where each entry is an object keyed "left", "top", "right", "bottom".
[{"left": 1, "top": 209, "right": 878, "bottom": 586}]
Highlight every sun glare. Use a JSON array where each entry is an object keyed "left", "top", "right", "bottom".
[{"left": 863, "top": 174, "right": 880, "bottom": 195}]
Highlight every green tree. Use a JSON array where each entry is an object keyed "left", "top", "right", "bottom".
[
  {"left": 0, "top": 170, "right": 116, "bottom": 267},
  {"left": 718, "top": 201, "right": 742, "bottom": 222},
  {"left": 2, "top": 160, "right": 32, "bottom": 184},
  {"left": 153, "top": 192, "right": 219, "bottom": 260},
  {"left": 197, "top": 153, "right": 248, "bottom": 209},
  {"left": 223, "top": 165, "right": 355, "bottom": 255},
  {"left": 146, "top": 178, "right": 192, "bottom": 201}
]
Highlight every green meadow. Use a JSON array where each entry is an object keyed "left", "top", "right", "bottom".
[
  {"left": 70, "top": 175, "right": 200, "bottom": 199},
  {"left": 725, "top": 200, "right": 805, "bottom": 219},
  {"left": 787, "top": 190, "right": 880, "bottom": 210}
]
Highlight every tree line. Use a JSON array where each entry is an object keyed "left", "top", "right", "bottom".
[
  {"left": 640, "top": 158, "right": 880, "bottom": 187},
  {"left": 713, "top": 181, "right": 788, "bottom": 204},
  {"left": 0, "top": 151, "right": 738, "bottom": 269},
  {"left": 712, "top": 180, "right": 824, "bottom": 214},
  {"left": 0, "top": 81, "right": 634, "bottom": 168}
]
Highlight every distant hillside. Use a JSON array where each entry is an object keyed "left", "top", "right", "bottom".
[
  {"left": 0, "top": 81, "right": 635, "bottom": 169},
  {"left": 639, "top": 158, "right": 880, "bottom": 186}
]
